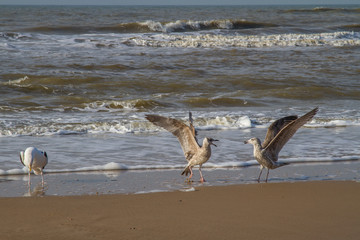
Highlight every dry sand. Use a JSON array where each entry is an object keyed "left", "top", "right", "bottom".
[{"left": 1, "top": 181, "right": 359, "bottom": 240}]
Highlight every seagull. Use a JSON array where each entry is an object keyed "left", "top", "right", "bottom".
[
  {"left": 244, "top": 107, "right": 318, "bottom": 183},
  {"left": 146, "top": 112, "right": 218, "bottom": 183},
  {"left": 20, "top": 147, "right": 48, "bottom": 187}
]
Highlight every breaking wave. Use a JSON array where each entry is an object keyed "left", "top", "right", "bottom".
[
  {"left": 0, "top": 114, "right": 254, "bottom": 137},
  {"left": 137, "top": 19, "right": 276, "bottom": 33},
  {"left": 0, "top": 112, "right": 359, "bottom": 137},
  {"left": 23, "top": 19, "right": 276, "bottom": 34}
]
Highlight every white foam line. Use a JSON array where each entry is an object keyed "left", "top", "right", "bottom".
[{"left": 1, "top": 157, "right": 358, "bottom": 177}]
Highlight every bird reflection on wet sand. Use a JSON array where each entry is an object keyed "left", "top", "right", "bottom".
[{"left": 24, "top": 182, "right": 48, "bottom": 197}]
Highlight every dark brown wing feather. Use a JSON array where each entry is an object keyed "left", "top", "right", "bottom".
[
  {"left": 19, "top": 154, "right": 25, "bottom": 166},
  {"left": 145, "top": 114, "right": 200, "bottom": 161},
  {"left": 264, "top": 107, "right": 318, "bottom": 161},
  {"left": 262, "top": 115, "right": 298, "bottom": 148}
]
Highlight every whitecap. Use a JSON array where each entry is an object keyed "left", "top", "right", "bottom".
[
  {"left": 197, "top": 115, "right": 253, "bottom": 130},
  {"left": 4, "top": 76, "right": 29, "bottom": 86}
]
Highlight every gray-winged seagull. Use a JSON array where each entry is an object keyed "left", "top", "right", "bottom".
[
  {"left": 146, "top": 112, "right": 218, "bottom": 183},
  {"left": 20, "top": 147, "right": 48, "bottom": 187},
  {"left": 244, "top": 107, "right": 318, "bottom": 183}
]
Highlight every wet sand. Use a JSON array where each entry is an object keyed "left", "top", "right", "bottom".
[
  {"left": 2, "top": 160, "right": 360, "bottom": 197},
  {"left": 1, "top": 181, "right": 359, "bottom": 240}
]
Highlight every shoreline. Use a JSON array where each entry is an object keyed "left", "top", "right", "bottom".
[
  {"left": 1, "top": 161, "right": 360, "bottom": 197},
  {"left": 1, "top": 181, "right": 359, "bottom": 240}
]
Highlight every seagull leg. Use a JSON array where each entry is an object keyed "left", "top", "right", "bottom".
[
  {"left": 186, "top": 167, "right": 193, "bottom": 182},
  {"left": 265, "top": 169, "right": 270, "bottom": 183},
  {"left": 257, "top": 167, "right": 263, "bottom": 183},
  {"left": 28, "top": 171, "right": 31, "bottom": 188},
  {"left": 199, "top": 166, "right": 205, "bottom": 183},
  {"left": 41, "top": 171, "right": 45, "bottom": 187}
]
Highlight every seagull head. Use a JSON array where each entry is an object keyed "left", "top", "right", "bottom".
[
  {"left": 244, "top": 137, "right": 261, "bottom": 146},
  {"left": 205, "top": 137, "right": 219, "bottom": 147}
]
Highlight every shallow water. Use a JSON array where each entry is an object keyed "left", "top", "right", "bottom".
[{"left": 1, "top": 126, "right": 359, "bottom": 197}]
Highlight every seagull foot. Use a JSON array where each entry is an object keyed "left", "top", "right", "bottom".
[{"left": 185, "top": 178, "right": 193, "bottom": 183}]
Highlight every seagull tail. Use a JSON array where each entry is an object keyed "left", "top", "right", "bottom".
[
  {"left": 275, "top": 162, "right": 289, "bottom": 168},
  {"left": 33, "top": 169, "right": 42, "bottom": 175},
  {"left": 181, "top": 166, "right": 191, "bottom": 176}
]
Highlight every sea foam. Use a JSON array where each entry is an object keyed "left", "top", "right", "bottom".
[
  {"left": 1, "top": 112, "right": 359, "bottom": 137},
  {"left": 125, "top": 31, "right": 360, "bottom": 48}
]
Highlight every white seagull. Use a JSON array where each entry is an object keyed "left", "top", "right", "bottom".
[
  {"left": 20, "top": 147, "right": 48, "bottom": 187},
  {"left": 146, "top": 112, "right": 218, "bottom": 183},
  {"left": 244, "top": 107, "right": 318, "bottom": 183}
]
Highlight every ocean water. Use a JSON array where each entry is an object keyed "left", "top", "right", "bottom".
[{"left": 0, "top": 5, "right": 360, "bottom": 196}]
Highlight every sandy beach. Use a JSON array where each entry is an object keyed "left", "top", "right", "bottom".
[{"left": 1, "top": 181, "right": 359, "bottom": 240}]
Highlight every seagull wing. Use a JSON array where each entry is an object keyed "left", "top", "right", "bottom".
[
  {"left": 262, "top": 115, "right": 298, "bottom": 148},
  {"left": 189, "top": 112, "right": 199, "bottom": 144},
  {"left": 264, "top": 107, "right": 318, "bottom": 161},
  {"left": 19, "top": 151, "right": 25, "bottom": 166},
  {"left": 146, "top": 114, "right": 200, "bottom": 161},
  {"left": 42, "top": 151, "right": 48, "bottom": 169}
]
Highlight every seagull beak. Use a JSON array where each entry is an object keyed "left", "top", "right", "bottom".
[{"left": 211, "top": 139, "right": 219, "bottom": 147}]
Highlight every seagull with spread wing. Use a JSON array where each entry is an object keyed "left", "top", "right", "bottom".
[
  {"left": 244, "top": 107, "right": 318, "bottom": 183},
  {"left": 146, "top": 112, "right": 218, "bottom": 183}
]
